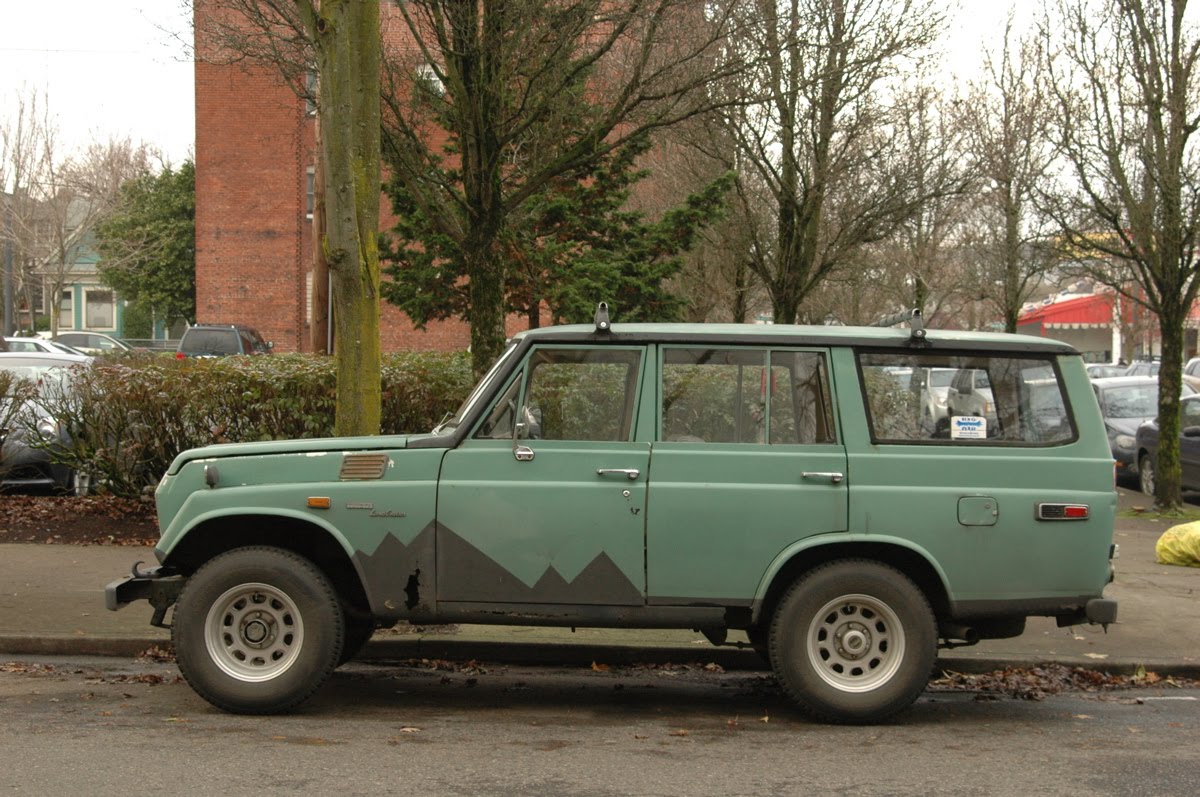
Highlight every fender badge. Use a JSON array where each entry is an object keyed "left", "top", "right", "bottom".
[
  {"left": 346, "top": 502, "right": 374, "bottom": 511},
  {"left": 370, "top": 510, "right": 407, "bottom": 518}
]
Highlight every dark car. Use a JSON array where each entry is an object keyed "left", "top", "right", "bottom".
[
  {"left": 1134, "top": 393, "right": 1200, "bottom": 495},
  {"left": 0, "top": 351, "right": 91, "bottom": 492},
  {"left": 176, "top": 324, "right": 272, "bottom": 358},
  {"left": 1093, "top": 376, "right": 1194, "bottom": 483}
]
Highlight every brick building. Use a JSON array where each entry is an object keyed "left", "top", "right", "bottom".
[{"left": 193, "top": 5, "right": 484, "bottom": 354}]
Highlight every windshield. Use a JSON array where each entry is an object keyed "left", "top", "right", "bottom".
[
  {"left": 1103, "top": 385, "right": 1158, "bottom": 419},
  {"left": 929, "top": 369, "right": 955, "bottom": 388},
  {"left": 433, "top": 342, "right": 519, "bottom": 434}
]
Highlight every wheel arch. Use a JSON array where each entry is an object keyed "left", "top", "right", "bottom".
[
  {"left": 162, "top": 512, "right": 370, "bottom": 615},
  {"left": 750, "top": 537, "right": 952, "bottom": 630}
]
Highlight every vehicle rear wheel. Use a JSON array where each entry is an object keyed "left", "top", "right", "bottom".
[
  {"left": 1139, "top": 453, "right": 1156, "bottom": 496},
  {"left": 769, "top": 560, "right": 936, "bottom": 724},
  {"left": 173, "top": 546, "right": 344, "bottom": 714}
]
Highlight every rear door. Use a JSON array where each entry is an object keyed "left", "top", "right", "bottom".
[{"left": 645, "top": 347, "right": 848, "bottom": 604}]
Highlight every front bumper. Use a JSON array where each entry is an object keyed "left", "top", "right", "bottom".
[{"left": 105, "top": 565, "right": 185, "bottom": 628}]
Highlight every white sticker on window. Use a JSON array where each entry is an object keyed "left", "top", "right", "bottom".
[{"left": 951, "top": 415, "right": 987, "bottom": 440}]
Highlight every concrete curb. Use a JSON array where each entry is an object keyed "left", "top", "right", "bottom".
[{"left": 4, "top": 634, "right": 1197, "bottom": 681}]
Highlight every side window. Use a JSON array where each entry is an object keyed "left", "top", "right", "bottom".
[
  {"left": 859, "top": 351, "right": 1076, "bottom": 445},
  {"left": 1183, "top": 399, "right": 1200, "bottom": 427},
  {"left": 521, "top": 348, "right": 641, "bottom": 441},
  {"left": 661, "top": 348, "right": 834, "bottom": 444}
]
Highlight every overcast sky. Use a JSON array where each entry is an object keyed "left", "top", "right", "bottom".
[
  {"left": 0, "top": 1, "right": 194, "bottom": 166},
  {"left": 0, "top": 1, "right": 1026, "bottom": 171}
]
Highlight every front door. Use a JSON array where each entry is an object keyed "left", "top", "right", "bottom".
[{"left": 437, "top": 346, "right": 649, "bottom": 606}]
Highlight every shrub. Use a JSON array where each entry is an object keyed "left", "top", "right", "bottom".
[{"left": 29, "top": 352, "right": 473, "bottom": 497}]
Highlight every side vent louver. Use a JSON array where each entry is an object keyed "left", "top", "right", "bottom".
[{"left": 339, "top": 453, "right": 389, "bottom": 481}]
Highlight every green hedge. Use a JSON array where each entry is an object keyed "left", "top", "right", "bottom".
[{"left": 10, "top": 352, "right": 473, "bottom": 497}]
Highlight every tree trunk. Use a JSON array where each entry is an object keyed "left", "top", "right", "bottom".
[
  {"left": 315, "top": 0, "right": 382, "bottom": 437},
  {"left": 467, "top": 243, "right": 506, "bottom": 376},
  {"left": 1154, "top": 300, "right": 1187, "bottom": 510}
]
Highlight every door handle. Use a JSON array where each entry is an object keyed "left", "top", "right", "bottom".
[
  {"left": 597, "top": 468, "right": 640, "bottom": 480},
  {"left": 802, "top": 471, "right": 844, "bottom": 484},
  {"left": 514, "top": 445, "right": 535, "bottom": 462}
]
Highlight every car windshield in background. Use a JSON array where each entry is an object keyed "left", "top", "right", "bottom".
[
  {"left": 180, "top": 329, "right": 240, "bottom": 355},
  {"left": 929, "top": 369, "right": 955, "bottom": 387},
  {"left": 1102, "top": 384, "right": 1159, "bottom": 419}
]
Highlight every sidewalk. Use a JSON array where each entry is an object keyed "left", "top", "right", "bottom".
[{"left": 1, "top": 488, "right": 1197, "bottom": 676}]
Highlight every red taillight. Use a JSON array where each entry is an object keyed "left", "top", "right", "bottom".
[{"left": 1064, "top": 505, "right": 1089, "bottom": 519}]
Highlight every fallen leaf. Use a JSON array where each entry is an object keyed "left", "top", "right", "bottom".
[
  {"left": 669, "top": 729, "right": 689, "bottom": 737},
  {"left": 591, "top": 662, "right": 611, "bottom": 672},
  {"left": 1083, "top": 653, "right": 1109, "bottom": 660},
  {"left": 397, "top": 727, "right": 421, "bottom": 733}
]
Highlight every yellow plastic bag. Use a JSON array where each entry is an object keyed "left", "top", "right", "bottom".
[{"left": 1156, "top": 522, "right": 1200, "bottom": 567}]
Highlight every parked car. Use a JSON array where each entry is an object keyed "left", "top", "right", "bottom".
[
  {"left": 176, "top": 324, "right": 272, "bottom": 358},
  {"left": 946, "top": 367, "right": 996, "bottom": 431},
  {"left": 53, "top": 332, "right": 132, "bottom": 356},
  {"left": 1086, "top": 363, "right": 1126, "bottom": 379},
  {"left": 0, "top": 351, "right": 91, "bottom": 492},
  {"left": 1092, "top": 376, "right": 1194, "bottom": 483},
  {"left": 5, "top": 337, "right": 87, "bottom": 356},
  {"left": 1124, "top": 360, "right": 1160, "bottom": 377},
  {"left": 109, "top": 311, "right": 1118, "bottom": 724},
  {"left": 1134, "top": 393, "right": 1200, "bottom": 496},
  {"left": 911, "top": 366, "right": 957, "bottom": 430}
]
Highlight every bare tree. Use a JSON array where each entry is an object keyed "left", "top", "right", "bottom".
[
  {"left": 1043, "top": 0, "right": 1200, "bottom": 509},
  {"left": 198, "top": 0, "right": 383, "bottom": 436},
  {"left": 39, "top": 136, "right": 152, "bottom": 337},
  {"left": 960, "top": 17, "right": 1057, "bottom": 333},
  {"left": 717, "top": 0, "right": 949, "bottom": 324},
  {"left": 380, "top": 0, "right": 744, "bottom": 373},
  {"left": 1, "top": 88, "right": 51, "bottom": 335}
]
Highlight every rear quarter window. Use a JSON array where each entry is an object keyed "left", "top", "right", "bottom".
[{"left": 858, "top": 351, "right": 1076, "bottom": 445}]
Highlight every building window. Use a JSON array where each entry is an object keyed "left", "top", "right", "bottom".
[
  {"left": 306, "top": 166, "right": 315, "bottom": 219},
  {"left": 85, "top": 289, "right": 114, "bottom": 329},
  {"left": 58, "top": 290, "right": 73, "bottom": 329},
  {"left": 305, "top": 68, "right": 318, "bottom": 116},
  {"left": 416, "top": 62, "right": 445, "bottom": 97}
]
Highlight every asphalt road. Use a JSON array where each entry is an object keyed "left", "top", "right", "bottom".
[{"left": 0, "top": 656, "right": 1195, "bottom": 797}]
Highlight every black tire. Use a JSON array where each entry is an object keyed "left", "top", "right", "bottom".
[
  {"left": 1139, "top": 453, "right": 1155, "bottom": 496},
  {"left": 172, "top": 546, "right": 344, "bottom": 714},
  {"left": 769, "top": 560, "right": 936, "bottom": 724}
]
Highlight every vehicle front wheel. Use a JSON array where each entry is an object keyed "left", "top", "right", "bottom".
[
  {"left": 1139, "top": 453, "right": 1156, "bottom": 496},
  {"left": 172, "top": 546, "right": 344, "bottom": 714},
  {"left": 769, "top": 560, "right": 936, "bottom": 724}
]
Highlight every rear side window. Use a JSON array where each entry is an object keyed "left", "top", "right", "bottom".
[
  {"left": 858, "top": 352, "right": 1075, "bottom": 445},
  {"left": 661, "top": 348, "right": 835, "bottom": 444}
]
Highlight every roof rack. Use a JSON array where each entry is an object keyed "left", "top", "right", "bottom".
[{"left": 871, "top": 308, "right": 927, "bottom": 346}]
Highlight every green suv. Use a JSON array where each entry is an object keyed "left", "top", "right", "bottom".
[{"left": 107, "top": 311, "right": 1117, "bottom": 723}]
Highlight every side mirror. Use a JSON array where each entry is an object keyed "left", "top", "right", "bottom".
[{"left": 1183, "top": 426, "right": 1200, "bottom": 438}]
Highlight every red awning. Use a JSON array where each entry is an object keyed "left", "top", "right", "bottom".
[{"left": 1017, "top": 294, "right": 1114, "bottom": 331}]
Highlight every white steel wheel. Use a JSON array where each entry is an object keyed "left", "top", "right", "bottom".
[
  {"left": 806, "top": 593, "right": 905, "bottom": 693},
  {"left": 205, "top": 582, "right": 305, "bottom": 682}
]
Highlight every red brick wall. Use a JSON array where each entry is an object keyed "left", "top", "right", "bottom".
[{"left": 193, "top": 2, "right": 505, "bottom": 355}]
